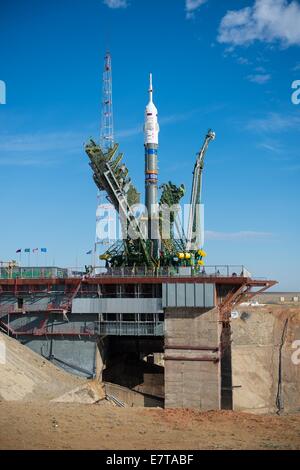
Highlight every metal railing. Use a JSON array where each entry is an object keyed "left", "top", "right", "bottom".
[
  {"left": 0, "top": 267, "right": 68, "bottom": 280},
  {"left": 0, "top": 265, "right": 251, "bottom": 280},
  {"left": 87, "top": 265, "right": 250, "bottom": 278}
]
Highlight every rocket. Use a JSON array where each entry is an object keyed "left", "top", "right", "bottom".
[{"left": 144, "top": 74, "right": 160, "bottom": 255}]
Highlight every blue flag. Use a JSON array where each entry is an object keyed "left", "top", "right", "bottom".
[
  {"left": 41, "top": 248, "right": 47, "bottom": 253},
  {"left": 24, "top": 248, "right": 30, "bottom": 253},
  {"left": 86, "top": 250, "right": 92, "bottom": 255}
]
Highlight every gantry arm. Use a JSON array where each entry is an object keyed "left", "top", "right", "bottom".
[{"left": 186, "top": 130, "right": 215, "bottom": 251}]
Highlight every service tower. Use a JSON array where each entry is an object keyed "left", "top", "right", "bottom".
[{"left": 144, "top": 73, "right": 160, "bottom": 257}]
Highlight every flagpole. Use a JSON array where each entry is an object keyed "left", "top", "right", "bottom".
[
  {"left": 40, "top": 249, "right": 48, "bottom": 267},
  {"left": 93, "top": 242, "right": 97, "bottom": 270},
  {"left": 32, "top": 249, "right": 38, "bottom": 268}
]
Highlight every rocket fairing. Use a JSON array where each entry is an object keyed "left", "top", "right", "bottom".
[
  {"left": 144, "top": 73, "right": 159, "bottom": 145},
  {"left": 144, "top": 74, "right": 160, "bottom": 253}
]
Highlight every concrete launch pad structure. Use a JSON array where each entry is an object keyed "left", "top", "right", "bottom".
[{"left": 0, "top": 269, "right": 276, "bottom": 410}]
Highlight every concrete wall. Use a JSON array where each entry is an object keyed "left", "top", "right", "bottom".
[
  {"left": 231, "top": 308, "right": 300, "bottom": 414},
  {"left": 134, "top": 372, "right": 164, "bottom": 398},
  {"left": 4, "top": 312, "right": 98, "bottom": 378},
  {"left": 164, "top": 306, "right": 221, "bottom": 410},
  {"left": 21, "top": 338, "right": 97, "bottom": 378}
]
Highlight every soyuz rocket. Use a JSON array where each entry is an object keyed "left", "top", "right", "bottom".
[{"left": 144, "top": 74, "right": 160, "bottom": 255}]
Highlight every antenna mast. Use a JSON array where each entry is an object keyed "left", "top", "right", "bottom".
[{"left": 100, "top": 52, "right": 114, "bottom": 151}]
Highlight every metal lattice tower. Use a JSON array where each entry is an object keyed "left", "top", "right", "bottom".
[
  {"left": 94, "top": 52, "right": 114, "bottom": 265},
  {"left": 100, "top": 52, "right": 114, "bottom": 152}
]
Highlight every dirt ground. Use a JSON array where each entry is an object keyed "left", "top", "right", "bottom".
[
  {"left": 0, "top": 402, "right": 299, "bottom": 450},
  {"left": 1, "top": 306, "right": 300, "bottom": 450}
]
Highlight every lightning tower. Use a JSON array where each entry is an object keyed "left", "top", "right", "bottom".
[
  {"left": 100, "top": 52, "right": 114, "bottom": 152},
  {"left": 95, "top": 52, "right": 115, "bottom": 264}
]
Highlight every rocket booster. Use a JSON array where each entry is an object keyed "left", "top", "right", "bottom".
[{"left": 144, "top": 74, "right": 159, "bottom": 252}]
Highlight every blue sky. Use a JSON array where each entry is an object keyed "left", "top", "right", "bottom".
[{"left": 0, "top": 0, "right": 299, "bottom": 289}]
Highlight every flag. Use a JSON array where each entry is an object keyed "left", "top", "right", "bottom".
[
  {"left": 24, "top": 248, "right": 30, "bottom": 253},
  {"left": 32, "top": 248, "right": 38, "bottom": 253},
  {"left": 86, "top": 250, "right": 92, "bottom": 255},
  {"left": 41, "top": 248, "right": 47, "bottom": 253},
  {"left": 16, "top": 249, "right": 21, "bottom": 253}
]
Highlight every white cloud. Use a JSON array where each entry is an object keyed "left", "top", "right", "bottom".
[
  {"left": 218, "top": 0, "right": 300, "bottom": 48},
  {"left": 0, "top": 131, "right": 84, "bottom": 153},
  {"left": 0, "top": 130, "right": 87, "bottom": 166},
  {"left": 205, "top": 231, "right": 273, "bottom": 241},
  {"left": 186, "top": 0, "right": 207, "bottom": 19},
  {"left": 246, "top": 112, "right": 300, "bottom": 132},
  {"left": 116, "top": 125, "right": 142, "bottom": 139},
  {"left": 247, "top": 73, "right": 271, "bottom": 84},
  {"left": 103, "top": 0, "right": 128, "bottom": 9},
  {"left": 255, "top": 66, "right": 266, "bottom": 73},
  {"left": 258, "top": 141, "right": 282, "bottom": 152},
  {"left": 237, "top": 56, "right": 251, "bottom": 65}
]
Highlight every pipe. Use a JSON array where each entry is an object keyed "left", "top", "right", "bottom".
[
  {"left": 165, "top": 345, "right": 218, "bottom": 352},
  {"left": 164, "top": 355, "right": 219, "bottom": 363}
]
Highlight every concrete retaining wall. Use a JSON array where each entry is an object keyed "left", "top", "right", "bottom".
[
  {"left": 22, "top": 338, "right": 97, "bottom": 378},
  {"left": 164, "top": 307, "right": 221, "bottom": 410},
  {"left": 232, "top": 308, "right": 300, "bottom": 414}
]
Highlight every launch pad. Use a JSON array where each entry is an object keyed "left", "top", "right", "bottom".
[
  {"left": 0, "top": 54, "right": 277, "bottom": 410},
  {"left": 0, "top": 269, "right": 276, "bottom": 409}
]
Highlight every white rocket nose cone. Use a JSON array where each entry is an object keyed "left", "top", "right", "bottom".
[
  {"left": 144, "top": 73, "right": 159, "bottom": 145},
  {"left": 146, "top": 101, "right": 157, "bottom": 115}
]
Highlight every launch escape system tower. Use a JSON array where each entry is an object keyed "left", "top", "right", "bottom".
[{"left": 0, "top": 54, "right": 276, "bottom": 410}]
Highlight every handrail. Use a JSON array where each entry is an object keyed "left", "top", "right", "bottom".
[{"left": 0, "top": 265, "right": 251, "bottom": 280}]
